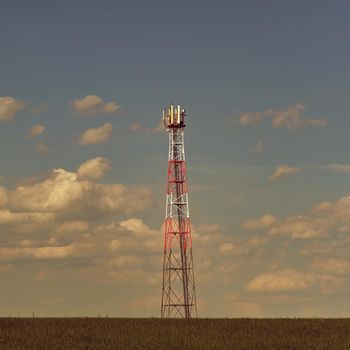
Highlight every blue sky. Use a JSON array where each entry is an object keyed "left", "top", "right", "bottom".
[{"left": 0, "top": 0, "right": 350, "bottom": 317}]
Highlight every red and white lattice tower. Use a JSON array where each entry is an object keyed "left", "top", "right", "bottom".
[{"left": 161, "top": 104, "right": 197, "bottom": 318}]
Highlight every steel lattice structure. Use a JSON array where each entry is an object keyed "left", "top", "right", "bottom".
[{"left": 161, "top": 104, "right": 197, "bottom": 318}]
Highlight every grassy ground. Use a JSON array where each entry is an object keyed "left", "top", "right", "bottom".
[{"left": 0, "top": 318, "right": 349, "bottom": 349}]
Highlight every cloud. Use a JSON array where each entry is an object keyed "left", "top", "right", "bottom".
[
  {"left": 27, "top": 124, "right": 45, "bottom": 138},
  {"left": 235, "top": 104, "right": 328, "bottom": 130},
  {"left": 269, "top": 165, "right": 301, "bottom": 181},
  {"left": 270, "top": 216, "right": 325, "bottom": 239},
  {"left": 36, "top": 141, "right": 49, "bottom": 154},
  {"left": 0, "top": 161, "right": 155, "bottom": 288},
  {"left": 267, "top": 104, "right": 328, "bottom": 130},
  {"left": 247, "top": 269, "right": 315, "bottom": 292},
  {"left": 0, "top": 97, "right": 26, "bottom": 122},
  {"left": 243, "top": 214, "right": 278, "bottom": 230},
  {"left": 0, "top": 210, "right": 54, "bottom": 225},
  {"left": 251, "top": 141, "right": 264, "bottom": 153},
  {"left": 72, "top": 95, "right": 119, "bottom": 115},
  {"left": 148, "top": 120, "right": 164, "bottom": 133},
  {"left": 246, "top": 211, "right": 330, "bottom": 241},
  {"left": 53, "top": 221, "right": 89, "bottom": 235},
  {"left": 312, "top": 258, "right": 350, "bottom": 275},
  {"left": 130, "top": 122, "right": 142, "bottom": 132},
  {"left": 77, "top": 157, "right": 111, "bottom": 181},
  {"left": 218, "top": 233, "right": 270, "bottom": 255},
  {"left": 236, "top": 113, "right": 263, "bottom": 126},
  {"left": 0, "top": 166, "right": 151, "bottom": 223},
  {"left": 2, "top": 151, "right": 349, "bottom": 316},
  {"left": 0, "top": 216, "right": 157, "bottom": 265},
  {"left": 78, "top": 123, "right": 113, "bottom": 145},
  {"left": 119, "top": 218, "right": 157, "bottom": 236},
  {"left": 0, "top": 187, "right": 8, "bottom": 207},
  {"left": 108, "top": 255, "right": 142, "bottom": 268},
  {"left": 0, "top": 211, "right": 165, "bottom": 301},
  {"left": 130, "top": 119, "right": 164, "bottom": 134},
  {"left": 328, "top": 164, "right": 350, "bottom": 174},
  {"left": 219, "top": 243, "right": 235, "bottom": 253},
  {"left": 245, "top": 194, "right": 350, "bottom": 241},
  {"left": 300, "top": 244, "right": 333, "bottom": 257},
  {"left": 0, "top": 244, "right": 92, "bottom": 261}
]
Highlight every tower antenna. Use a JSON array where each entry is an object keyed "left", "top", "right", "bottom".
[{"left": 161, "top": 104, "right": 197, "bottom": 318}]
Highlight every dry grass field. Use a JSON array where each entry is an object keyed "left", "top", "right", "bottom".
[{"left": 0, "top": 318, "right": 349, "bottom": 349}]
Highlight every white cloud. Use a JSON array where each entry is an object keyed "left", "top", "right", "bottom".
[
  {"left": 269, "top": 165, "right": 301, "bottom": 181},
  {"left": 27, "top": 124, "right": 45, "bottom": 138},
  {"left": 120, "top": 218, "right": 157, "bottom": 236},
  {"left": 218, "top": 235, "right": 267, "bottom": 255},
  {"left": 130, "top": 119, "right": 164, "bottom": 134},
  {"left": 78, "top": 123, "right": 113, "bottom": 145},
  {"left": 245, "top": 194, "right": 350, "bottom": 241},
  {"left": 328, "top": 164, "right": 350, "bottom": 174},
  {"left": 269, "top": 216, "right": 326, "bottom": 239},
  {"left": 53, "top": 221, "right": 89, "bottom": 235},
  {"left": 243, "top": 214, "right": 277, "bottom": 230},
  {"left": 0, "top": 97, "right": 25, "bottom": 122},
  {"left": 247, "top": 269, "right": 315, "bottom": 292},
  {"left": 0, "top": 167, "right": 151, "bottom": 223},
  {"left": 0, "top": 216, "right": 158, "bottom": 265},
  {"left": 219, "top": 243, "right": 235, "bottom": 253},
  {"left": 267, "top": 104, "right": 328, "bottom": 130},
  {"left": 148, "top": 119, "right": 164, "bottom": 133},
  {"left": 130, "top": 122, "right": 142, "bottom": 132},
  {"left": 251, "top": 141, "right": 264, "bottom": 153},
  {"left": 0, "top": 210, "right": 54, "bottom": 225},
  {"left": 0, "top": 187, "right": 8, "bottom": 208},
  {"left": 300, "top": 244, "right": 333, "bottom": 257},
  {"left": 248, "top": 235, "right": 271, "bottom": 247},
  {"left": 270, "top": 216, "right": 326, "bottom": 239},
  {"left": 0, "top": 163, "right": 155, "bottom": 282},
  {"left": 312, "top": 201, "right": 333, "bottom": 212},
  {"left": 108, "top": 255, "right": 142, "bottom": 268},
  {"left": 77, "top": 157, "right": 111, "bottom": 181},
  {"left": 246, "top": 212, "right": 330, "bottom": 241},
  {"left": 72, "top": 95, "right": 120, "bottom": 115},
  {"left": 236, "top": 112, "right": 263, "bottom": 125},
  {"left": 0, "top": 244, "right": 91, "bottom": 261},
  {"left": 236, "top": 104, "right": 328, "bottom": 130},
  {"left": 36, "top": 141, "right": 49, "bottom": 154},
  {"left": 312, "top": 258, "right": 350, "bottom": 275}
]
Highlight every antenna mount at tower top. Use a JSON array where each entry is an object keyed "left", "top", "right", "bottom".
[{"left": 162, "top": 104, "right": 186, "bottom": 131}]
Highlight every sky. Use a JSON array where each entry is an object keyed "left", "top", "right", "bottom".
[{"left": 0, "top": 0, "right": 350, "bottom": 317}]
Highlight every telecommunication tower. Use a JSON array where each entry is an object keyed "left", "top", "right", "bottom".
[{"left": 161, "top": 104, "right": 197, "bottom": 318}]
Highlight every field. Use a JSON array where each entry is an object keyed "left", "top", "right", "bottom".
[{"left": 0, "top": 318, "right": 349, "bottom": 349}]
